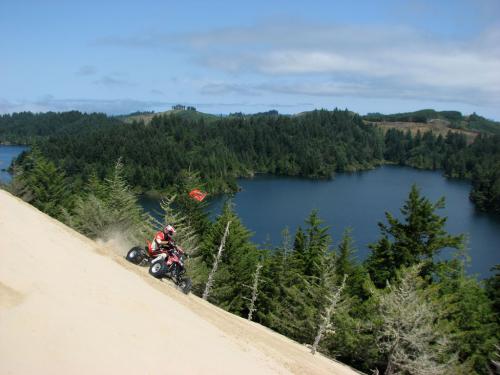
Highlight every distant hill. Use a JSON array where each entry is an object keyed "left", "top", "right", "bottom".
[
  {"left": 2, "top": 108, "right": 499, "bottom": 145},
  {"left": 362, "top": 109, "right": 500, "bottom": 139},
  {"left": 119, "top": 109, "right": 288, "bottom": 124},
  {"left": 119, "top": 109, "right": 220, "bottom": 124}
]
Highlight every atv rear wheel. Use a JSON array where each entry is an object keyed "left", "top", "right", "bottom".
[
  {"left": 126, "top": 247, "right": 144, "bottom": 264},
  {"left": 149, "top": 261, "right": 167, "bottom": 278},
  {"left": 177, "top": 277, "right": 192, "bottom": 294}
]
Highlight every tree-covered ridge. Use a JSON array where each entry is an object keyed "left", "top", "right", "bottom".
[
  {"left": 15, "top": 109, "right": 385, "bottom": 192},
  {"left": 363, "top": 109, "right": 500, "bottom": 135},
  {"left": 118, "top": 108, "right": 220, "bottom": 124},
  {"left": 0, "top": 111, "right": 121, "bottom": 144},
  {"left": 383, "top": 129, "right": 500, "bottom": 214},
  {"left": 364, "top": 109, "right": 465, "bottom": 124}
]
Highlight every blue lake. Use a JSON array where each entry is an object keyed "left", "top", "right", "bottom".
[
  {"left": 142, "top": 166, "right": 500, "bottom": 278},
  {"left": 0, "top": 145, "right": 28, "bottom": 183}
]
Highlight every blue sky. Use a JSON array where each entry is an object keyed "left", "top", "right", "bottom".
[{"left": 1, "top": 0, "right": 499, "bottom": 119}]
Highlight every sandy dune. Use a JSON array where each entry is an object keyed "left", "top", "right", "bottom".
[{"left": 0, "top": 189, "right": 359, "bottom": 375}]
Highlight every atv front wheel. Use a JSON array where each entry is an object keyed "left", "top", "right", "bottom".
[
  {"left": 149, "top": 261, "right": 167, "bottom": 278},
  {"left": 126, "top": 247, "right": 144, "bottom": 265}
]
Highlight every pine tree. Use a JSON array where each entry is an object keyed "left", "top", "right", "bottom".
[
  {"left": 254, "top": 228, "right": 292, "bottom": 328},
  {"left": 267, "top": 211, "right": 335, "bottom": 344},
  {"left": 366, "top": 184, "right": 464, "bottom": 287},
  {"left": 433, "top": 257, "right": 499, "bottom": 374},
  {"left": 303, "top": 210, "right": 331, "bottom": 279},
  {"left": 336, "top": 228, "right": 367, "bottom": 298},
  {"left": 8, "top": 166, "right": 34, "bottom": 203},
  {"left": 292, "top": 226, "right": 306, "bottom": 264},
  {"left": 336, "top": 228, "right": 356, "bottom": 277},
  {"left": 366, "top": 236, "right": 396, "bottom": 288},
  {"left": 193, "top": 200, "right": 259, "bottom": 316},
  {"left": 70, "top": 159, "right": 153, "bottom": 243},
  {"left": 11, "top": 149, "right": 72, "bottom": 219},
  {"left": 69, "top": 193, "right": 113, "bottom": 238},
  {"left": 485, "top": 264, "right": 500, "bottom": 321}
]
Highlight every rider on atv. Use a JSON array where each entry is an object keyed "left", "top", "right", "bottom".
[
  {"left": 125, "top": 224, "right": 192, "bottom": 293},
  {"left": 151, "top": 224, "right": 177, "bottom": 263}
]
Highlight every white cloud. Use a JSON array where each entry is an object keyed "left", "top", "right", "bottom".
[
  {"left": 53, "top": 19, "right": 492, "bottom": 119},
  {"left": 184, "top": 24, "right": 500, "bottom": 106},
  {"left": 96, "top": 22, "right": 500, "bottom": 107}
]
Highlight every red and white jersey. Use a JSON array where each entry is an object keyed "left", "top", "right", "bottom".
[{"left": 151, "top": 231, "right": 174, "bottom": 252}]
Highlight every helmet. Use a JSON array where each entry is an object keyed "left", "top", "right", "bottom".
[{"left": 164, "top": 224, "right": 176, "bottom": 236}]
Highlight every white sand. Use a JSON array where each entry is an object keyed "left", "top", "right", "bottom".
[{"left": 0, "top": 189, "right": 359, "bottom": 375}]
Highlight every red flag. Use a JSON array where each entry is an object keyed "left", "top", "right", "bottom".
[{"left": 189, "top": 189, "right": 207, "bottom": 202}]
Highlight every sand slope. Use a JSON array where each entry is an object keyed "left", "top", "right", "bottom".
[{"left": 0, "top": 189, "right": 359, "bottom": 375}]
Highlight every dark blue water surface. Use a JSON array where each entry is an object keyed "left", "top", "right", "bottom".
[
  {"left": 0, "top": 145, "right": 28, "bottom": 183},
  {"left": 141, "top": 166, "right": 500, "bottom": 278}
]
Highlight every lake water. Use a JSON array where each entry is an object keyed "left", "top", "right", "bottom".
[
  {"left": 141, "top": 166, "right": 500, "bottom": 278},
  {"left": 0, "top": 145, "right": 28, "bottom": 183}
]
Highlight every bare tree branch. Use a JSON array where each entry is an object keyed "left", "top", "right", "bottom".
[
  {"left": 311, "top": 274, "right": 348, "bottom": 355},
  {"left": 203, "top": 220, "right": 231, "bottom": 300},
  {"left": 247, "top": 262, "right": 263, "bottom": 321}
]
